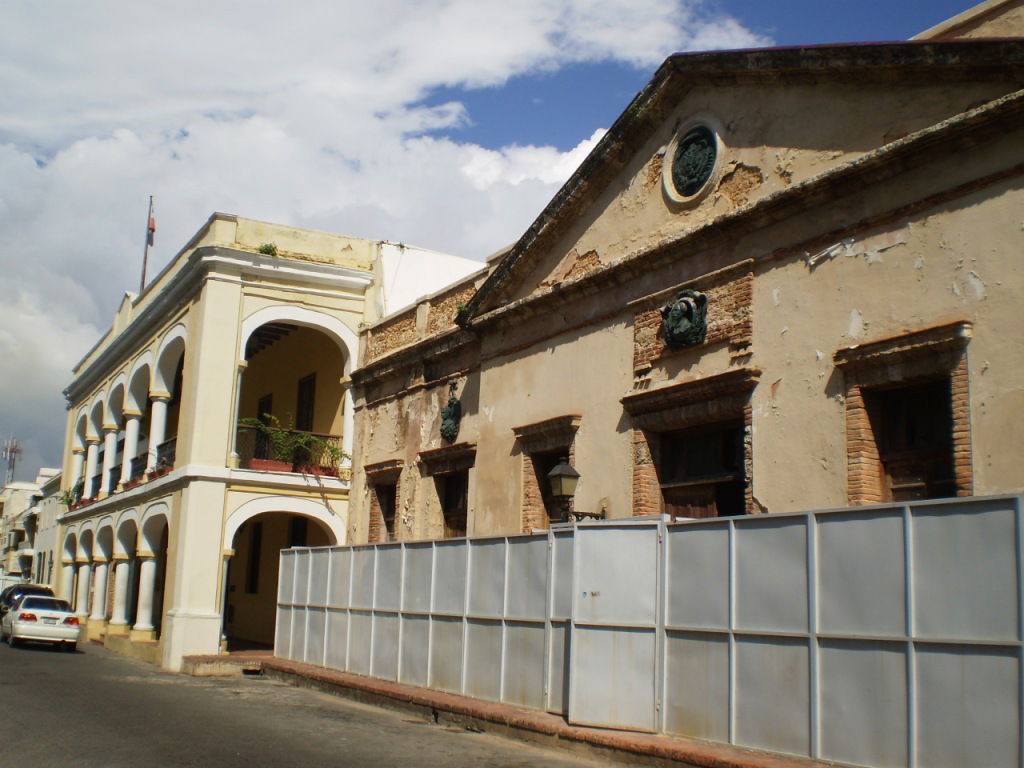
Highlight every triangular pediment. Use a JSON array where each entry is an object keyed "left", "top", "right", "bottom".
[{"left": 462, "top": 40, "right": 1024, "bottom": 320}]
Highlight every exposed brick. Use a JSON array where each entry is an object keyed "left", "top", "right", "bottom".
[{"left": 633, "top": 268, "right": 753, "bottom": 371}]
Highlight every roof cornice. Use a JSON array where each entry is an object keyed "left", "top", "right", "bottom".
[
  {"left": 64, "top": 246, "right": 373, "bottom": 405},
  {"left": 459, "top": 40, "right": 1024, "bottom": 324}
]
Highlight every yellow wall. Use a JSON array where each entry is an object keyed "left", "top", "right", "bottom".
[{"left": 239, "top": 326, "right": 347, "bottom": 436}]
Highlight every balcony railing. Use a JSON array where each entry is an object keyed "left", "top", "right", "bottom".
[
  {"left": 156, "top": 438, "right": 176, "bottom": 470},
  {"left": 236, "top": 424, "right": 344, "bottom": 476},
  {"left": 130, "top": 456, "right": 147, "bottom": 481}
]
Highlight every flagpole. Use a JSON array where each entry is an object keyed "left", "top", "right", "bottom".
[{"left": 140, "top": 195, "right": 154, "bottom": 293}]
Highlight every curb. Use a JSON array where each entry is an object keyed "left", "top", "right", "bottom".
[{"left": 182, "top": 654, "right": 841, "bottom": 768}]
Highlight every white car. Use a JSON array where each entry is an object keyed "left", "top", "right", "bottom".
[{"left": 0, "top": 595, "right": 81, "bottom": 652}]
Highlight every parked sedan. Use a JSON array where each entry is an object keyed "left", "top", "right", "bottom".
[
  {"left": 0, "top": 583, "right": 55, "bottom": 620},
  {"left": 0, "top": 596, "right": 81, "bottom": 651}
]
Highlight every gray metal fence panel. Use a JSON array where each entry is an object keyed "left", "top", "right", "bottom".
[
  {"left": 569, "top": 522, "right": 660, "bottom": 732},
  {"left": 275, "top": 495, "right": 1024, "bottom": 768}
]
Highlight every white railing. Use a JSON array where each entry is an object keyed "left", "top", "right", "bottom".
[{"left": 277, "top": 494, "right": 1024, "bottom": 768}]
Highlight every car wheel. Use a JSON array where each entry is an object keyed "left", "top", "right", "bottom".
[
  {"left": 9, "top": 635, "right": 20, "bottom": 648},
  {"left": 64, "top": 642, "right": 77, "bottom": 653}
]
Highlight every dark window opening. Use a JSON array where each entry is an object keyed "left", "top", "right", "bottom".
[
  {"left": 437, "top": 472, "right": 468, "bottom": 538},
  {"left": 375, "top": 483, "right": 398, "bottom": 541},
  {"left": 245, "top": 522, "right": 263, "bottom": 594},
  {"left": 658, "top": 422, "right": 745, "bottom": 518},
  {"left": 288, "top": 516, "right": 309, "bottom": 548},
  {"left": 865, "top": 378, "right": 955, "bottom": 501},
  {"left": 296, "top": 373, "right": 316, "bottom": 432}
]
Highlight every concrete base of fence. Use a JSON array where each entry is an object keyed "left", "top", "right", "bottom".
[{"left": 182, "top": 653, "right": 836, "bottom": 768}]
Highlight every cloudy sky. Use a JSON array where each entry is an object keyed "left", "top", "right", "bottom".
[{"left": 0, "top": 0, "right": 976, "bottom": 481}]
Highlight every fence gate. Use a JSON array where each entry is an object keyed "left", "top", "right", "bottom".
[{"left": 568, "top": 520, "right": 662, "bottom": 731}]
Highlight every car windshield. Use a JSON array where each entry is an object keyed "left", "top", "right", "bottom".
[{"left": 19, "top": 597, "right": 71, "bottom": 612}]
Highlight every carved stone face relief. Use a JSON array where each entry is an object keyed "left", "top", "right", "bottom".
[{"left": 660, "top": 289, "right": 708, "bottom": 348}]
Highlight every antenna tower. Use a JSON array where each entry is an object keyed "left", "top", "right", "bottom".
[{"left": 2, "top": 438, "right": 21, "bottom": 485}]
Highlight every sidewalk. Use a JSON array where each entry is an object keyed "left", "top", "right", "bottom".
[{"left": 182, "top": 652, "right": 839, "bottom": 768}]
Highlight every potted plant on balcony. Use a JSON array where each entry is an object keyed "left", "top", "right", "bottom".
[
  {"left": 146, "top": 455, "right": 173, "bottom": 480},
  {"left": 59, "top": 479, "right": 85, "bottom": 510},
  {"left": 295, "top": 438, "right": 348, "bottom": 477},
  {"left": 240, "top": 415, "right": 347, "bottom": 475}
]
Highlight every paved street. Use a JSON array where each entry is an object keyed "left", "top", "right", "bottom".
[{"left": 0, "top": 641, "right": 607, "bottom": 767}]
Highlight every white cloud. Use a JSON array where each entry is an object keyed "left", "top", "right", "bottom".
[{"left": 0, "top": 0, "right": 769, "bottom": 479}]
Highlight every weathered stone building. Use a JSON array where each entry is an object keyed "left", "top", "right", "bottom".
[{"left": 349, "top": 9, "right": 1024, "bottom": 542}]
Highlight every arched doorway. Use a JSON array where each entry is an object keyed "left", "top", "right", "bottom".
[{"left": 224, "top": 511, "right": 333, "bottom": 649}]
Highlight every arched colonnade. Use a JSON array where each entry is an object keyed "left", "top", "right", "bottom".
[{"left": 61, "top": 503, "right": 170, "bottom": 638}]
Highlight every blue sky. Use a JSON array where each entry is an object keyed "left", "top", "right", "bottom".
[{"left": 421, "top": 0, "right": 979, "bottom": 151}]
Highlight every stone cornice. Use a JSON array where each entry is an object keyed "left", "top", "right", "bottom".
[
  {"left": 460, "top": 41, "right": 1024, "bottom": 323},
  {"left": 467, "top": 88, "right": 1024, "bottom": 334},
  {"left": 622, "top": 369, "right": 761, "bottom": 416}
]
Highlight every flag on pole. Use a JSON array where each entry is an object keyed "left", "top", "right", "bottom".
[{"left": 140, "top": 195, "right": 154, "bottom": 292}]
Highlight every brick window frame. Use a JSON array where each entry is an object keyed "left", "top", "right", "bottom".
[
  {"left": 365, "top": 459, "right": 403, "bottom": 542},
  {"left": 622, "top": 369, "right": 760, "bottom": 517},
  {"left": 834, "top": 321, "right": 972, "bottom": 505},
  {"left": 512, "top": 415, "right": 581, "bottom": 532},
  {"left": 419, "top": 443, "right": 477, "bottom": 538}
]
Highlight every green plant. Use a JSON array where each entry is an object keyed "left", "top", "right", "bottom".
[
  {"left": 58, "top": 479, "right": 85, "bottom": 507},
  {"left": 258, "top": 242, "right": 278, "bottom": 256},
  {"left": 240, "top": 414, "right": 348, "bottom": 470}
]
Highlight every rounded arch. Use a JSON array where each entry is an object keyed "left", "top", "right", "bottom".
[
  {"left": 88, "top": 394, "right": 106, "bottom": 437},
  {"left": 106, "top": 374, "right": 128, "bottom": 426},
  {"left": 154, "top": 323, "right": 188, "bottom": 393},
  {"left": 240, "top": 306, "right": 357, "bottom": 376},
  {"left": 77, "top": 528, "right": 94, "bottom": 561},
  {"left": 140, "top": 502, "right": 171, "bottom": 551},
  {"left": 63, "top": 531, "right": 78, "bottom": 561},
  {"left": 126, "top": 353, "right": 153, "bottom": 412},
  {"left": 73, "top": 411, "right": 89, "bottom": 450},
  {"left": 95, "top": 518, "right": 115, "bottom": 560},
  {"left": 114, "top": 509, "right": 140, "bottom": 556},
  {"left": 225, "top": 496, "right": 344, "bottom": 547}
]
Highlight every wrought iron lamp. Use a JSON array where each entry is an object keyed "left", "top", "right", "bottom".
[{"left": 547, "top": 457, "right": 580, "bottom": 522}]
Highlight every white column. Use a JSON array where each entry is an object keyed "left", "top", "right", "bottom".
[
  {"left": 228, "top": 361, "right": 247, "bottom": 467},
  {"left": 70, "top": 448, "right": 85, "bottom": 490},
  {"left": 341, "top": 382, "right": 354, "bottom": 468},
  {"left": 61, "top": 561, "right": 76, "bottom": 602},
  {"left": 133, "top": 556, "right": 157, "bottom": 631},
  {"left": 99, "top": 425, "right": 118, "bottom": 496},
  {"left": 109, "top": 558, "right": 130, "bottom": 627},
  {"left": 83, "top": 439, "right": 100, "bottom": 498},
  {"left": 146, "top": 395, "right": 170, "bottom": 472},
  {"left": 90, "top": 560, "right": 109, "bottom": 620},
  {"left": 75, "top": 561, "right": 92, "bottom": 618},
  {"left": 119, "top": 411, "right": 142, "bottom": 486},
  {"left": 220, "top": 549, "right": 234, "bottom": 644}
]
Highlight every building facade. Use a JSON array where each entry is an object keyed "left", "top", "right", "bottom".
[
  {"left": 0, "top": 475, "right": 46, "bottom": 580},
  {"left": 349, "top": 31, "right": 1024, "bottom": 542},
  {"left": 56, "top": 213, "right": 477, "bottom": 669}
]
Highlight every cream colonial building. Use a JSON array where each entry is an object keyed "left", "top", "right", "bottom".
[{"left": 57, "top": 213, "right": 477, "bottom": 669}]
